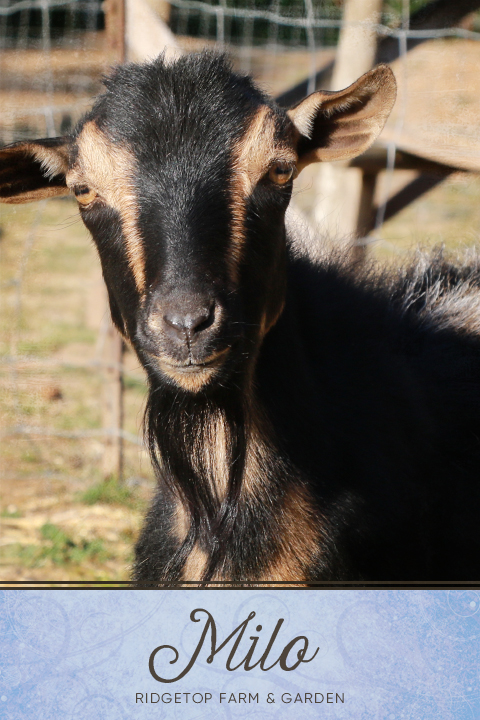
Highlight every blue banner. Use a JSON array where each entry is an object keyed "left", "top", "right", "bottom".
[{"left": 0, "top": 589, "right": 479, "bottom": 719}]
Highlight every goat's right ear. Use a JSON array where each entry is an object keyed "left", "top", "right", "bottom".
[
  {"left": 0, "top": 137, "right": 71, "bottom": 203},
  {"left": 288, "top": 65, "right": 396, "bottom": 171}
]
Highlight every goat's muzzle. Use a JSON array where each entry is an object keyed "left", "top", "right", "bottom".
[{"left": 136, "top": 294, "right": 237, "bottom": 391}]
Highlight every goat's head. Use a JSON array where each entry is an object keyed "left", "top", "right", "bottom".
[{"left": 0, "top": 54, "right": 396, "bottom": 394}]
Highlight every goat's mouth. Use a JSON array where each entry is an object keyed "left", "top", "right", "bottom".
[{"left": 145, "top": 347, "right": 231, "bottom": 392}]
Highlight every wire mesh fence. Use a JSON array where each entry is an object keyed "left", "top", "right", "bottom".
[
  {"left": 0, "top": 0, "right": 105, "bottom": 144},
  {"left": 2, "top": 0, "right": 480, "bottom": 580}
]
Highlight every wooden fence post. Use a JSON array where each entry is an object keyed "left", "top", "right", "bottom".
[
  {"left": 104, "top": 0, "right": 126, "bottom": 63},
  {"left": 314, "top": 0, "right": 383, "bottom": 262},
  {"left": 354, "top": 170, "right": 379, "bottom": 262},
  {"left": 125, "top": 0, "right": 181, "bottom": 62}
]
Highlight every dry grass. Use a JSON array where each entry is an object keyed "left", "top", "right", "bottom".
[{"left": 371, "top": 173, "right": 480, "bottom": 263}]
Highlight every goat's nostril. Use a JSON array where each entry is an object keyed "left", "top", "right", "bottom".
[{"left": 163, "top": 304, "right": 215, "bottom": 340}]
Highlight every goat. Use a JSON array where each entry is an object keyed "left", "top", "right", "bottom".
[{"left": 2, "top": 53, "right": 480, "bottom": 582}]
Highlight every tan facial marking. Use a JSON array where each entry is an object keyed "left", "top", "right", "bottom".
[
  {"left": 233, "top": 106, "right": 278, "bottom": 196},
  {"left": 159, "top": 365, "right": 218, "bottom": 393},
  {"left": 148, "top": 345, "right": 230, "bottom": 394},
  {"left": 258, "top": 301, "right": 286, "bottom": 340},
  {"left": 67, "top": 121, "right": 146, "bottom": 292},
  {"left": 228, "top": 106, "right": 297, "bottom": 283}
]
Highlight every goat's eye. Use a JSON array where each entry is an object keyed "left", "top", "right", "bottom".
[
  {"left": 73, "top": 186, "right": 97, "bottom": 206},
  {"left": 268, "top": 164, "right": 295, "bottom": 186}
]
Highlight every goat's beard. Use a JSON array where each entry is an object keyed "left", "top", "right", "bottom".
[{"left": 145, "top": 379, "right": 248, "bottom": 581}]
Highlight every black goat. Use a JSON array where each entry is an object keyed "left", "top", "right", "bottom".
[{"left": 2, "top": 53, "right": 480, "bottom": 582}]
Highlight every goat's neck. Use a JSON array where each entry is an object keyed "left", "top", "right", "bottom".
[{"left": 151, "top": 388, "right": 322, "bottom": 582}]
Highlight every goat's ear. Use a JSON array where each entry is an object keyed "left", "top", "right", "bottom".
[
  {"left": 0, "top": 137, "right": 71, "bottom": 203},
  {"left": 288, "top": 65, "right": 396, "bottom": 170}
]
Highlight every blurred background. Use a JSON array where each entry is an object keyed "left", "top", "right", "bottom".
[{"left": 2, "top": 0, "right": 480, "bottom": 582}]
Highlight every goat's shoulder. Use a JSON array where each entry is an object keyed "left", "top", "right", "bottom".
[
  {"left": 258, "top": 240, "right": 480, "bottom": 453},
  {"left": 284, "top": 234, "right": 480, "bottom": 348}
]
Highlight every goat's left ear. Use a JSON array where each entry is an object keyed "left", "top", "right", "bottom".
[
  {"left": 0, "top": 137, "right": 71, "bottom": 203},
  {"left": 288, "top": 65, "right": 396, "bottom": 171}
]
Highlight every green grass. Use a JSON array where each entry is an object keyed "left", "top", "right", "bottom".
[
  {"left": 372, "top": 174, "right": 480, "bottom": 263},
  {"left": 1, "top": 523, "right": 109, "bottom": 568},
  {"left": 79, "top": 477, "right": 136, "bottom": 507},
  {"left": 20, "top": 448, "right": 41, "bottom": 463},
  {"left": 123, "top": 375, "right": 147, "bottom": 393},
  {"left": 17, "top": 324, "right": 97, "bottom": 357},
  {"left": 0, "top": 508, "right": 22, "bottom": 519}
]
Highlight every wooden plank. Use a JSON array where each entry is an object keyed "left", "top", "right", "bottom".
[
  {"left": 331, "top": 0, "right": 383, "bottom": 90},
  {"left": 314, "top": 0, "right": 382, "bottom": 256},
  {"left": 350, "top": 146, "right": 464, "bottom": 176},
  {"left": 146, "top": 0, "right": 171, "bottom": 23},
  {"left": 377, "top": 0, "right": 480, "bottom": 64}
]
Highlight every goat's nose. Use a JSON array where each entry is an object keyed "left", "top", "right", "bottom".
[{"left": 163, "top": 304, "right": 214, "bottom": 341}]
